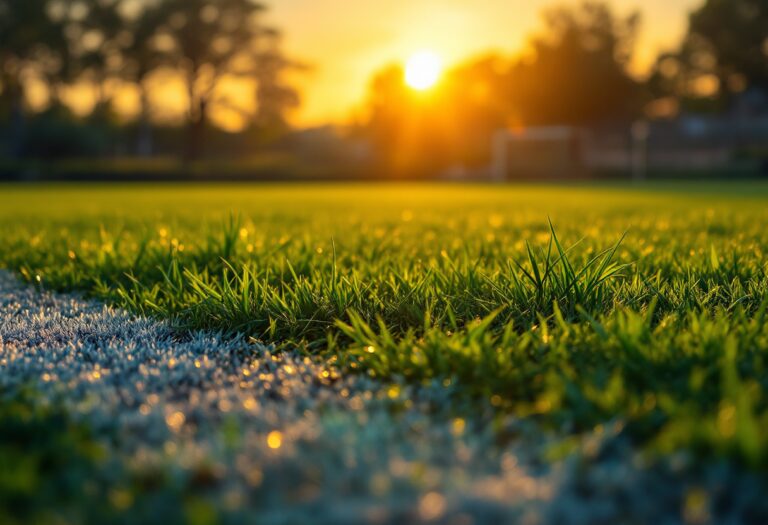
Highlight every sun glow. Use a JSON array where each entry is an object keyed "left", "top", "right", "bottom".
[{"left": 405, "top": 51, "right": 443, "bottom": 91}]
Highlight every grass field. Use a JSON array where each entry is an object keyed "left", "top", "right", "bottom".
[{"left": 3, "top": 182, "right": 768, "bottom": 463}]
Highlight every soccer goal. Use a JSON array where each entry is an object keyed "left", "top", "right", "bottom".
[{"left": 490, "top": 126, "right": 583, "bottom": 181}]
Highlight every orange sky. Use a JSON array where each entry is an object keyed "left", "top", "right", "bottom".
[{"left": 271, "top": 0, "right": 702, "bottom": 127}]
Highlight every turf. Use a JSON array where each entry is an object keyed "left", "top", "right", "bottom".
[{"left": 2, "top": 182, "right": 768, "bottom": 464}]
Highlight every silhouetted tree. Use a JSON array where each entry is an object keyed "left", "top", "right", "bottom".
[
  {"left": 0, "top": 0, "right": 68, "bottom": 156},
  {"left": 116, "top": 0, "right": 167, "bottom": 156},
  {"left": 1, "top": 0, "right": 299, "bottom": 161},
  {"left": 251, "top": 30, "right": 301, "bottom": 143},
  {"left": 691, "top": 0, "right": 768, "bottom": 93},
  {"left": 75, "top": 0, "right": 125, "bottom": 112},
  {"left": 154, "top": 0, "right": 268, "bottom": 161},
  {"left": 439, "top": 55, "right": 511, "bottom": 165},
  {"left": 510, "top": 1, "right": 643, "bottom": 125},
  {"left": 362, "top": 65, "right": 436, "bottom": 175},
  {"left": 651, "top": 0, "right": 768, "bottom": 107}
]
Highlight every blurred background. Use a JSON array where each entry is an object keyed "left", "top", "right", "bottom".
[{"left": 0, "top": 0, "right": 767, "bottom": 182}]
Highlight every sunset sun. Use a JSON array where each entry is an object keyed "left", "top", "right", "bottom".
[{"left": 404, "top": 51, "right": 443, "bottom": 91}]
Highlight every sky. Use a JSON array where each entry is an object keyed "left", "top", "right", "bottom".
[{"left": 269, "top": 0, "right": 702, "bottom": 127}]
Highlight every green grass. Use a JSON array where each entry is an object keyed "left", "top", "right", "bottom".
[{"left": 2, "top": 182, "right": 768, "bottom": 464}]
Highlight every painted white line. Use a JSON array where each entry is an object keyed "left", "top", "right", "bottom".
[{"left": 0, "top": 271, "right": 762, "bottom": 524}]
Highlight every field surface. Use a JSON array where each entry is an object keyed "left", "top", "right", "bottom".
[{"left": 2, "top": 182, "right": 768, "bottom": 523}]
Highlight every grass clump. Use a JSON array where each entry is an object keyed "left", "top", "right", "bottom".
[{"left": 334, "top": 303, "right": 768, "bottom": 465}]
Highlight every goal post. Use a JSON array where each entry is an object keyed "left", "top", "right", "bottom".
[{"left": 491, "top": 126, "right": 582, "bottom": 182}]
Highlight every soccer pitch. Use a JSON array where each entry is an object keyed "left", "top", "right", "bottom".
[{"left": 2, "top": 182, "right": 768, "bottom": 522}]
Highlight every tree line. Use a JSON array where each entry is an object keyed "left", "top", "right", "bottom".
[
  {"left": 1, "top": 0, "right": 765, "bottom": 172},
  {"left": 362, "top": 0, "right": 768, "bottom": 175},
  {"left": 0, "top": 0, "right": 298, "bottom": 160}
]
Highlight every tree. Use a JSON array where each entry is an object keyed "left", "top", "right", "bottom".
[
  {"left": 251, "top": 30, "right": 301, "bottom": 143},
  {"left": 75, "top": 0, "right": 125, "bottom": 112},
  {"left": 153, "top": 0, "right": 268, "bottom": 161},
  {"left": 362, "top": 65, "right": 411, "bottom": 172},
  {"left": 0, "top": 0, "right": 68, "bottom": 156},
  {"left": 116, "top": 0, "right": 167, "bottom": 156},
  {"left": 438, "top": 55, "right": 511, "bottom": 165},
  {"left": 691, "top": 0, "right": 768, "bottom": 93},
  {"left": 650, "top": 0, "right": 768, "bottom": 110},
  {"left": 510, "top": 1, "right": 643, "bottom": 126}
]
